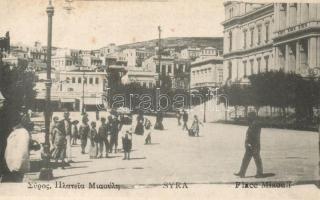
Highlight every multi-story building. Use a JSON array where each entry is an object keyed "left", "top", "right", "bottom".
[
  {"left": 123, "top": 48, "right": 154, "bottom": 67},
  {"left": 173, "top": 59, "right": 191, "bottom": 90},
  {"left": 222, "top": 1, "right": 320, "bottom": 84},
  {"left": 122, "top": 67, "right": 158, "bottom": 88},
  {"left": 180, "top": 47, "right": 201, "bottom": 60},
  {"left": 273, "top": 3, "right": 320, "bottom": 76},
  {"left": 35, "top": 70, "right": 107, "bottom": 111},
  {"left": 222, "top": 1, "right": 274, "bottom": 84},
  {"left": 190, "top": 57, "right": 224, "bottom": 89},
  {"left": 51, "top": 48, "right": 82, "bottom": 71},
  {"left": 143, "top": 56, "right": 176, "bottom": 85},
  {"left": 99, "top": 43, "right": 118, "bottom": 56}
]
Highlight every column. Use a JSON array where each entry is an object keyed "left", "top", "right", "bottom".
[
  {"left": 309, "top": 37, "right": 317, "bottom": 68},
  {"left": 289, "top": 4, "right": 297, "bottom": 26},
  {"left": 273, "top": 47, "right": 278, "bottom": 70},
  {"left": 301, "top": 4, "right": 309, "bottom": 23},
  {"left": 296, "top": 4, "right": 301, "bottom": 25},
  {"left": 286, "top": 3, "right": 291, "bottom": 27},
  {"left": 285, "top": 44, "right": 289, "bottom": 72},
  {"left": 309, "top": 4, "right": 317, "bottom": 20},
  {"left": 296, "top": 41, "right": 301, "bottom": 73},
  {"left": 279, "top": 4, "right": 287, "bottom": 29},
  {"left": 274, "top": 4, "right": 278, "bottom": 32},
  {"left": 317, "top": 4, "right": 320, "bottom": 20},
  {"left": 317, "top": 37, "right": 320, "bottom": 68}
]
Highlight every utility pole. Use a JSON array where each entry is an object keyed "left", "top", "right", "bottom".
[
  {"left": 82, "top": 71, "right": 85, "bottom": 114},
  {"left": 39, "top": 0, "right": 54, "bottom": 180}
]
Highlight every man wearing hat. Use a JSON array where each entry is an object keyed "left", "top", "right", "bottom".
[
  {"left": 234, "top": 112, "right": 263, "bottom": 178},
  {"left": 61, "top": 111, "right": 72, "bottom": 163}
]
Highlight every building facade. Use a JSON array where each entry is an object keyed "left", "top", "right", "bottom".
[
  {"left": 273, "top": 3, "right": 320, "bottom": 76},
  {"left": 223, "top": 1, "right": 320, "bottom": 84},
  {"left": 223, "top": 2, "right": 274, "bottom": 84},
  {"left": 35, "top": 70, "right": 107, "bottom": 111},
  {"left": 190, "top": 57, "right": 224, "bottom": 89}
]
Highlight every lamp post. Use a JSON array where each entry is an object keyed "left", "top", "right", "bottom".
[
  {"left": 203, "top": 87, "right": 206, "bottom": 123},
  {"left": 82, "top": 71, "right": 86, "bottom": 114},
  {"left": 39, "top": 0, "right": 54, "bottom": 180}
]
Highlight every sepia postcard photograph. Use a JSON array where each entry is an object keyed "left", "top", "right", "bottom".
[{"left": 0, "top": 0, "right": 319, "bottom": 199}]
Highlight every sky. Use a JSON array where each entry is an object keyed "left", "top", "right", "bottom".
[{"left": 0, "top": 0, "right": 226, "bottom": 50}]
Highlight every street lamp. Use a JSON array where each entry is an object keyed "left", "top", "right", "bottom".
[
  {"left": 39, "top": 0, "right": 54, "bottom": 180},
  {"left": 202, "top": 87, "right": 207, "bottom": 123},
  {"left": 82, "top": 71, "right": 86, "bottom": 114}
]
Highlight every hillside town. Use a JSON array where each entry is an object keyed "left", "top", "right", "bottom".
[
  {"left": 0, "top": 1, "right": 319, "bottom": 190},
  {"left": 1, "top": 37, "right": 223, "bottom": 112}
]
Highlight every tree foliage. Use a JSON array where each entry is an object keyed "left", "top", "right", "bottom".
[{"left": 222, "top": 70, "right": 320, "bottom": 125}]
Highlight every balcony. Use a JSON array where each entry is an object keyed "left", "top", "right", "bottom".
[{"left": 275, "top": 21, "right": 320, "bottom": 38}]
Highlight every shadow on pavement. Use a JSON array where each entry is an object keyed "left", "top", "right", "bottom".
[
  {"left": 106, "top": 155, "right": 122, "bottom": 159},
  {"left": 244, "top": 173, "right": 276, "bottom": 178},
  {"left": 144, "top": 143, "right": 160, "bottom": 145},
  {"left": 129, "top": 157, "right": 146, "bottom": 160},
  {"left": 132, "top": 167, "right": 144, "bottom": 169}
]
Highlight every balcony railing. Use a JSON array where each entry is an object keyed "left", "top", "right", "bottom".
[{"left": 275, "top": 21, "right": 320, "bottom": 37}]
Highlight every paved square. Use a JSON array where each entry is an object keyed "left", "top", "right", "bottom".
[{"left": 26, "top": 112, "right": 319, "bottom": 186}]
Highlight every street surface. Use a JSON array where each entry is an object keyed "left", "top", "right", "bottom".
[{"left": 26, "top": 112, "right": 319, "bottom": 186}]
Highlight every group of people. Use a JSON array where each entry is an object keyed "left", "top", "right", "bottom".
[
  {"left": 176, "top": 109, "right": 203, "bottom": 137},
  {"left": 49, "top": 110, "right": 129, "bottom": 168}
]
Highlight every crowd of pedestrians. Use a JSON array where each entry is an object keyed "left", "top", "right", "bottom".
[{"left": 49, "top": 110, "right": 126, "bottom": 168}]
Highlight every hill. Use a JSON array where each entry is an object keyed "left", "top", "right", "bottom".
[{"left": 118, "top": 37, "right": 223, "bottom": 51}]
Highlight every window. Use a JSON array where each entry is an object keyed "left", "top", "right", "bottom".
[
  {"left": 89, "top": 78, "right": 93, "bottom": 84},
  {"left": 156, "top": 64, "right": 160, "bottom": 73},
  {"left": 257, "top": 25, "right": 262, "bottom": 45},
  {"left": 168, "top": 65, "right": 172, "bottom": 73},
  {"left": 250, "top": 60, "right": 254, "bottom": 74},
  {"left": 229, "top": 7, "right": 234, "bottom": 19},
  {"left": 78, "top": 77, "right": 81, "bottom": 83},
  {"left": 250, "top": 28, "right": 254, "bottom": 47},
  {"left": 243, "top": 30, "right": 247, "bottom": 49},
  {"left": 265, "top": 56, "right": 269, "bottom": 72},
  {"left": 257, "top": 58, "right": 261, "bottom": 73},
  {"left": 72, "top": 77, "right": 75, "bottom": 83},
  {"left": 149, "top": 82, "right": 153, "bottom": 88},
  {"left": 243, "top": 61, "right": 247, "bottom": 77},
  {"left": 218, "top": 70, "right": 223, "bottom": 83},
  {"left": 265, "top": 23, "right": 269, "bottom": 42},
  {"left": 95, "top": 77, "right": 99, "bottom": 84},
  {"left": 162, "top": 65, "right": 166, "bottom": 74}
]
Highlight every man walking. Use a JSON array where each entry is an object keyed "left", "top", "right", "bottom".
[
  {"left": 182, "top": 110, "right": 188, "bottom": 131},
  {"left": 98, "top": 117, "right": 109, "bottom": 158},
  {"left": 110, "top": 113, "right": 121, "bottom": 153},
  {"left": 62, "top": 111, "right": 73, "bottom": 163},
  {"left": 79, "top": 115, "right": 90, "bottom": 154},
  {"left": 234, "top": 112, "right": 263, "bottom": 178}
]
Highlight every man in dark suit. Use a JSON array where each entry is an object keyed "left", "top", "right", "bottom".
[
  {"left": 98, "top": 117, "right": 109, "bottom": 158},
  {"left": 61, "top": 111, "right": 72, "bottom": 163},
  {"left": 182, "top": 110, "right": 188, "bottom": 131},
  {"left": 234, "top": 112, "right": 263, "bottom": 178}
]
